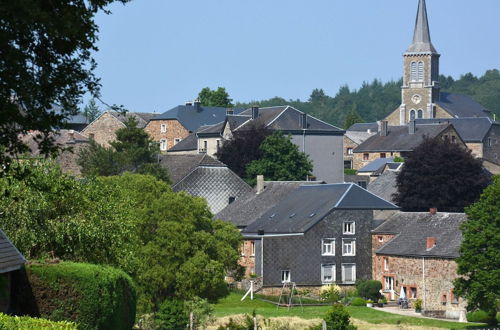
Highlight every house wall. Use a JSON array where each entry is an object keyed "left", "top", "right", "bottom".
[
  {"left": 259, "top": 210, "right": 373, "bottom": 288},
  {"left": 291, "top": 134, "right": 344, "bottom": 183},
  {"left": 56, "top": 141, "right": 89, "bottom": 176},
  {"left": 145, "top": 119, "right": 190, "bottom": 151},
  {"left": 353, "top": 151, "right": 402, "bottom": 171},
  {"left": 466, "top": 143, "right": 483, "bottom": 158},
  {"left": 343, "top": 136, "right": 358, "bottom": 169},
  {"left": 198, "top": 136, "right": 222, "bottom": 157},
  {"left": 239, "top": 239, "right": 256, "bottom": 277},
  {"left": 483, "top": 124, "right": 500, "bottom": 166},
  {"left": 81, "top": 112, "right": 125, "bottom": 147}
]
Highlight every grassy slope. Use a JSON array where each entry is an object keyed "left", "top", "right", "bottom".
[{"left": 213, "top": 292, "right": 482, "bottom": 329}]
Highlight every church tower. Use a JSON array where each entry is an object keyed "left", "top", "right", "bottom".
[{"left": 399, "top": 0, "right": 440, "bottom": 124}]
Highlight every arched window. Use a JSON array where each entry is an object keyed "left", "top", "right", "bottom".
[
  {"left": 410, "top": 110, "right": 416, "bottom": 121},
  {"left": 418, "top": 61, "right": 424, "bottom": 81},
  {"left": 417, "top": 109, "right": 423, "bottom": 119},
  {"left": 410, "top": 62, "right": 417, "bottom": 81}
]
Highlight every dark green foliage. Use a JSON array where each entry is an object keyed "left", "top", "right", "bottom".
[
  {"left": 14, "top": 262, "right": 136, "bottom": 330},
  {"left": 466, "top": 310, "right": 500, "bottom": 323},
  {"left": 393, "top": 156, "right": 404, "bottom": 163},
  {"left": 198, "top": 87, "right": 233, "bottom": 107},
  {"left": 82, "top": 99, "right": 101, "bottom": 123},
  {"left": 78, "top": 117, "right": 170, "bottom": 183},
  {"left": 454, "top": 176, "right": 500, "bottom": 326},
  {"left": 344, "top": 107, "right": 364, "bottom": 129},
  {"left": 394, "top": 137, "right": 489, "bottom": 212},
  {"left": 155, "top": 299, "right": 188, "bottom": 330},
  {"left": 344, "top": 169, "right": 357, "bottom": 175},
  {"left": 236, "top": 70, "right": 500, "bottom": 129},
  {"left": 216, "top": 124, "right": 271, "bottom": 178},
  {"left": 323, "top": 304, "right": 357, "bottom": 330},
  {"left": 0, "top": 0, "right": 128, "bottom": 170},
  {"left": 350, "top": 298, "right": 367, "bottom": 306},
  {"left": 245, "top": 131, "right": 313, "bottom": 185},
  {"left": 356, "top": 280, "right": 382, "bottom": 301}
]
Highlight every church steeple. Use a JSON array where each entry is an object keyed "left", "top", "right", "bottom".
[{"left": 406, "top": 0, "right": 437, "bottom": 54}]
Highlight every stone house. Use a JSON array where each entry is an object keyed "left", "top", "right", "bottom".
[
  {"left": 81, "top": 111, "right": 156, "bottom": 147},
  {"left": 372, "top": 211, "right": 467, "bottom": 320},
  {"left": 384, "top": 0, "right": 491, "bottom": 126},
  {"left": 344, "top": 123, "right": 377, "bottom": 170},
  {"left": 145, "top": 101, "right": 244, "bottom": 152},
  {"left": 216, "top": 178, "right": 323, "bottom": 277},
  {"left": 0, "top": 229, "right": 26, "bottom": 313},
  {"left": 242, "top": 183, "right": 398, "bottom": 291},
  {"left": 353, "top": 121, "right": 465, "bottom": 170},
  {"left": 194, "top": 106, "right": 345, "bottom": 183},
  {"left": 159, "top": 154, "right": 251, "bottom": 214}
]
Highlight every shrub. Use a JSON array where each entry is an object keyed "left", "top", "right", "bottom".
[
  {"left": 356, "top": 280, "right": 382, "bottom": 301},
  {"left": 13, "top": 261, "right": 136, "bottom": 330},
  {"left": 0, "top": 313, "right": 77, "bottom": 329},
  {"left": 466, "top": 310, "right": 497, "bottom": 323},
  {"left": 320, "top": 285, "right": 341, "bottom": 303},
  {"left": 324, "top": 304, "right": 357, "bottom": 330},
  {"left": 344, "top": 169, "right": 357, "bottom": 175},
  {"left": 413, "top": 298, "right": 422, "bottom": 310},
  {"left": 155, "top": 299, "right": 188, "bottom": 330},
  {"left": 393, "top": 156, "right": 404, "bottom": 162},
  {"left": 350, "top": 297, "right": 367, "bottom": 306}
]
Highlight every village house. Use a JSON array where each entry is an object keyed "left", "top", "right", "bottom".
[
  {"left": 242, "top": 183, "right": 398, "bottom": 293},
  {"left": 344, "top": 124, "right": 377, "bottom": 170},
  {"left": 0, "top": 229, "right": 26, "bottom": 313},
  {"left": 82, "top": 111, "right": 156, "bottom": 147},
  {"left": 372, "top": 211, "right": 467, "bottom": 320},
  {"left": 216, "top": 176, "right": 324, "bottom": 277},
  {"left": 190, "top": 105, "right": 345, "bottom": 183},
  {"left": 159, "top": 154, "right": 251, "bottom": 214},
  {"left": 145, "top": 101, "right": 243, "bottom": 152},
  {"left": 353, "top": 121, "right": 465, "bottom": 169}
]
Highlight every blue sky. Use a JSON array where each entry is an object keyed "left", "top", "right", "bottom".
[{"left": 90, "top": 0, "right": 500, "bottom": 113}]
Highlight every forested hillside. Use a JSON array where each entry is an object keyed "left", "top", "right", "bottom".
[{"left": 235, "top": 69, "right": 500, "bottom": 128}]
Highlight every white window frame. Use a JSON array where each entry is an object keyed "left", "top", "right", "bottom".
[
  {"left": 321, "top": 264, "right": 336, "bottom": 284},
  {"left": 322, "top": 238, "right": 335, "bottom": 256},
  {"left": 343, "top": 221, "right": 355, "bottom": 235},
  {"left": 384, "top": 257, "right": 389, "bottom": 271},
  {"left": 174, "top": 138, "right": 181, "bottom": 145},
  {"left": 410, "top": 61, "right": 417, "bottom": 81},
  {"left": 160, "top": 123, "right": 167, "bottom": 133},
  {"left": 417, "top": 61, "right": 424, "bottom": 81},
  {"left": 281, "top": 270, "right": 291, "bottom": 283},
  {"left": 341, "top": 263, "right": 356, "bottom": 284},
  {"left": 342, "top": 238, "right": 356, "bottom": 256},
  {"left": 250, "top": 241, "right": 255, "bottom": 257},
  {"left": 347, "top": 147, "right": 353, "bottom": 155},
  {"left": 160, "top": 139, "right": 167, "bottom": 151}
]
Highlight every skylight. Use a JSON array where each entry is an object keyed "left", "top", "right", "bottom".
[
  {"left": 289, "top": 213, "right": 296, "bottom": 218},
  {"left": 309, "top": 212, "right": 316, "bottom": 217}
]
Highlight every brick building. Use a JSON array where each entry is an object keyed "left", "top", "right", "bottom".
[{"left": 372, "top": 211, "right": 467, "bottom": 320}]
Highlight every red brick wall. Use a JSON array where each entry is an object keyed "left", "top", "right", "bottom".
[{"left": 239, "top": 240, "right": 256, "bottom": 277}]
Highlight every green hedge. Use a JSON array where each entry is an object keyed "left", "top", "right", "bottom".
[
  {"left": 0, "top": 313, "right": 76, "bottom": 329},
  {"left": 350, "top": 297, "right": 367, "bottom": 306},
  {"left": 466, "top": 310, "right": 500, "bottom": 323},
  {"left": 13, "top": 262, "right": 136, "bottom": 330}
]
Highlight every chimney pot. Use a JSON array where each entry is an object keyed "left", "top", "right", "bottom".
[
  {"left": 185, "top": 101, "right": 193, "bottom": 106},
  {"left": 256, "top": 175, "right": 264, "bottom": 194},
  {"left": 193, "top": 99, "right": 201, "bottom": 111},
  {"left": 226, "top": 108, "right": 234, "bottom": 116},
  {"left": 429, "top": 207, "right": 437, "bottom": 215},
  {"left": 426, "top": 237, "right": 436, "bottom": 250},
  {"left": 68, "top": 129, "right": 75, "bottom": 140},
  {"left": 251, "top": 106, "right": 259, "bottom": 120}
]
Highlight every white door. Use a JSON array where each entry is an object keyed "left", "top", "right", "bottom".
[{"left": 384, "top": 276, "right": 395, "bottom": 300}]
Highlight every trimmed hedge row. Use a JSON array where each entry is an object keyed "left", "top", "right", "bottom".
[
  {"left": 0, "top": 313, "right": 76, "bottom": 329},
  {"left": 13, "top": 261, "right": 136, "bottom": 330}
]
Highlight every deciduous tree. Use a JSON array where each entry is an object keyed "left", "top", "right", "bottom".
[{"left": 197, "top": 87, "right": 233, "bottom": 107}]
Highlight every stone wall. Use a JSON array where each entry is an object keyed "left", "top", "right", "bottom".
[
  {"left": 483, "top": 124, "right": 500, "bottom": 166},
  {"left": 239, "top": 239, "right": 256, "bottom": 277},
  {"left": 353, "top": 151, "right": 402, "bottom": 171},
  {"left": 81, "top": 112, "right": 125, "bottom": 147},
  {"left": 466, "top": 142, "right": 483, "bottom": 158},
  {"left": 144, "top": 119, "right": 189, "bottom": 151},
  {"left": 343, "top": 136, "right": 358, "bottom": 169}
]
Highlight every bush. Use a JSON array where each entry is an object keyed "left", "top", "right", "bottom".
[
  {"left": 466, "top": 310, "right": 500, "bottom": 323},
  {"left": 0, "top": 313, "right": 77, "bottom": 329},
  {"left": 356, "top": 280, "right": 382, "bottom": 301},
  {"left": 413, "top": 298, "right": 422, "bottom": 310},
  {"left": 324, "top": 304, "right": 357, "bottom": 330},
  {"left": 13, "top": 261, "right": 136, "bottom": 330},
  {"left": 320, "top": 285, "right": 341, "bottom": 303},
  {"left": 350, "top": 297, "right": 367, "bottom": 306},
  {"left": 156, "top": 299, "right": 188, "bottom": 330},
  {"left": 344, "top": 169, "right": 357, "bottom": 175}
]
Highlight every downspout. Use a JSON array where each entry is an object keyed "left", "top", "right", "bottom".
[
  {"left": 422, "top": 257, "right": 426, "bottom": 311},
  {"left": 302, "top": 129, "right": 306, "bottom": 153},
  {"left": 261, "top": 237, "right": 264, "bottom": 280}
]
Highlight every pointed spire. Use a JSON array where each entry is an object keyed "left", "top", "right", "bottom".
[{"left": 406, "top": 0, "right": 437, "bottom": 53}]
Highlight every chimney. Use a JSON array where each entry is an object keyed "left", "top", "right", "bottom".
[
  {"left": 300, "top": 113, "right": 307, "bottom": 129},
  {"left": 193, "top": 99, "right": 201, "bottom": 111},
  {"left": 68, "top": 129, "right": 75, "bottom": 141},
  {"left": 185, "top": 101, "right": 193, "bottom": 106},
  {"left": 226, "top": 108, "right": 234, "bottom": 116},
  {"left": 409, "top": 120, "right": 416, "bottom": 134},
  {"left": 256, "top": 175, "right": 264, "bottom": 194},
  {"left": 367, "top": 128, "right": 372, "bottom": 134},
  {"left": 379, "top": 120, "right": 388, "bottom": 137},
  {"left": 251, "top": 106, "right": 259, "bottom": 120},
  {"left": 426, "top": 237, "right": 436, "bottom": 250},
  {"left": 429, "top": 207, "right": 437, "bottom": 215}
]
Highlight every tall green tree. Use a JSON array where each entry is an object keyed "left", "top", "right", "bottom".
[
  {"left": 78, "top": 117, "right": 170, "bottom": 182},
  {"left": 454, "top": 176, "right": 500, "bottom": 326},
  {"left": 246, "top": 131, "right": 313, "bottom": 185},
  {"left": 343, "top": 106, "right": 364, "bottom": 129},
  {"left": 82, "top": 99, "right": 102, "bottom": 122},
  {"left": 0, "top": 0, "right": 128, "bottom": 170},
  {"left": 394, "top": 137, "right": 490, "bottom": 212},
  {"left": 197, "top": 87, "right": 233, "bottom": 107}
]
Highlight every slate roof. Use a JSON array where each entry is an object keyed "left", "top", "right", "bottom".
[
  {"left": 415, "top": 117, "right": 496, "bottom": 142},
  {"left": 348, "top": 122, "right": 379, "bottom": 133},
  {"left": 159, "top": 154, "right": 224, "bottom": 185},
  {"left": 21, "top": 130, "right": 89, "bottom": 156},
  {"left": 151, "top": 105, "right": 244, "bottom": 132},
  {"left": 216, "top": 181, "right": 322, "bottom": 228},
  {"left": 358, "top": 158, "right": 395, "bottom": 173},
  {"left": 243, "top": 184, "right": 399, "bottom": 235},
  {"left": 167, "top": 133, "right": 198, "bottom": 152},
  {"left": 354, "top": 123, "right": 450, "bottom": 152},
  {"left": 373, "top": 212, "right": 466, "bottom": 259},
  {"left": 108, "top": 111, "right": 156, "bottom": 129},
  {"left": 0, "top": 229, "right": 26, "bottom": 273},
  {"left": 436, "top": 93, "right": 490, "bottom": 119},
  {"left": 406, "top": 0, "right": 437, "bottom": 54},
  {"left": 367, "top": 170, "right": 399, "bottom": 203},
  {"left": 345, "top": 131, "right": 376, "bottom": 145}
]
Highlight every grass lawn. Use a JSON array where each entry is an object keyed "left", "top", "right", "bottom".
[{"left": 213, "top": 292, "right": 484, "bottom": 329}]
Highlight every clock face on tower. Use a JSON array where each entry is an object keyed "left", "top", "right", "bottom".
[{"left": 411, "top": 94, "right": 422, "bottom": 104}]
